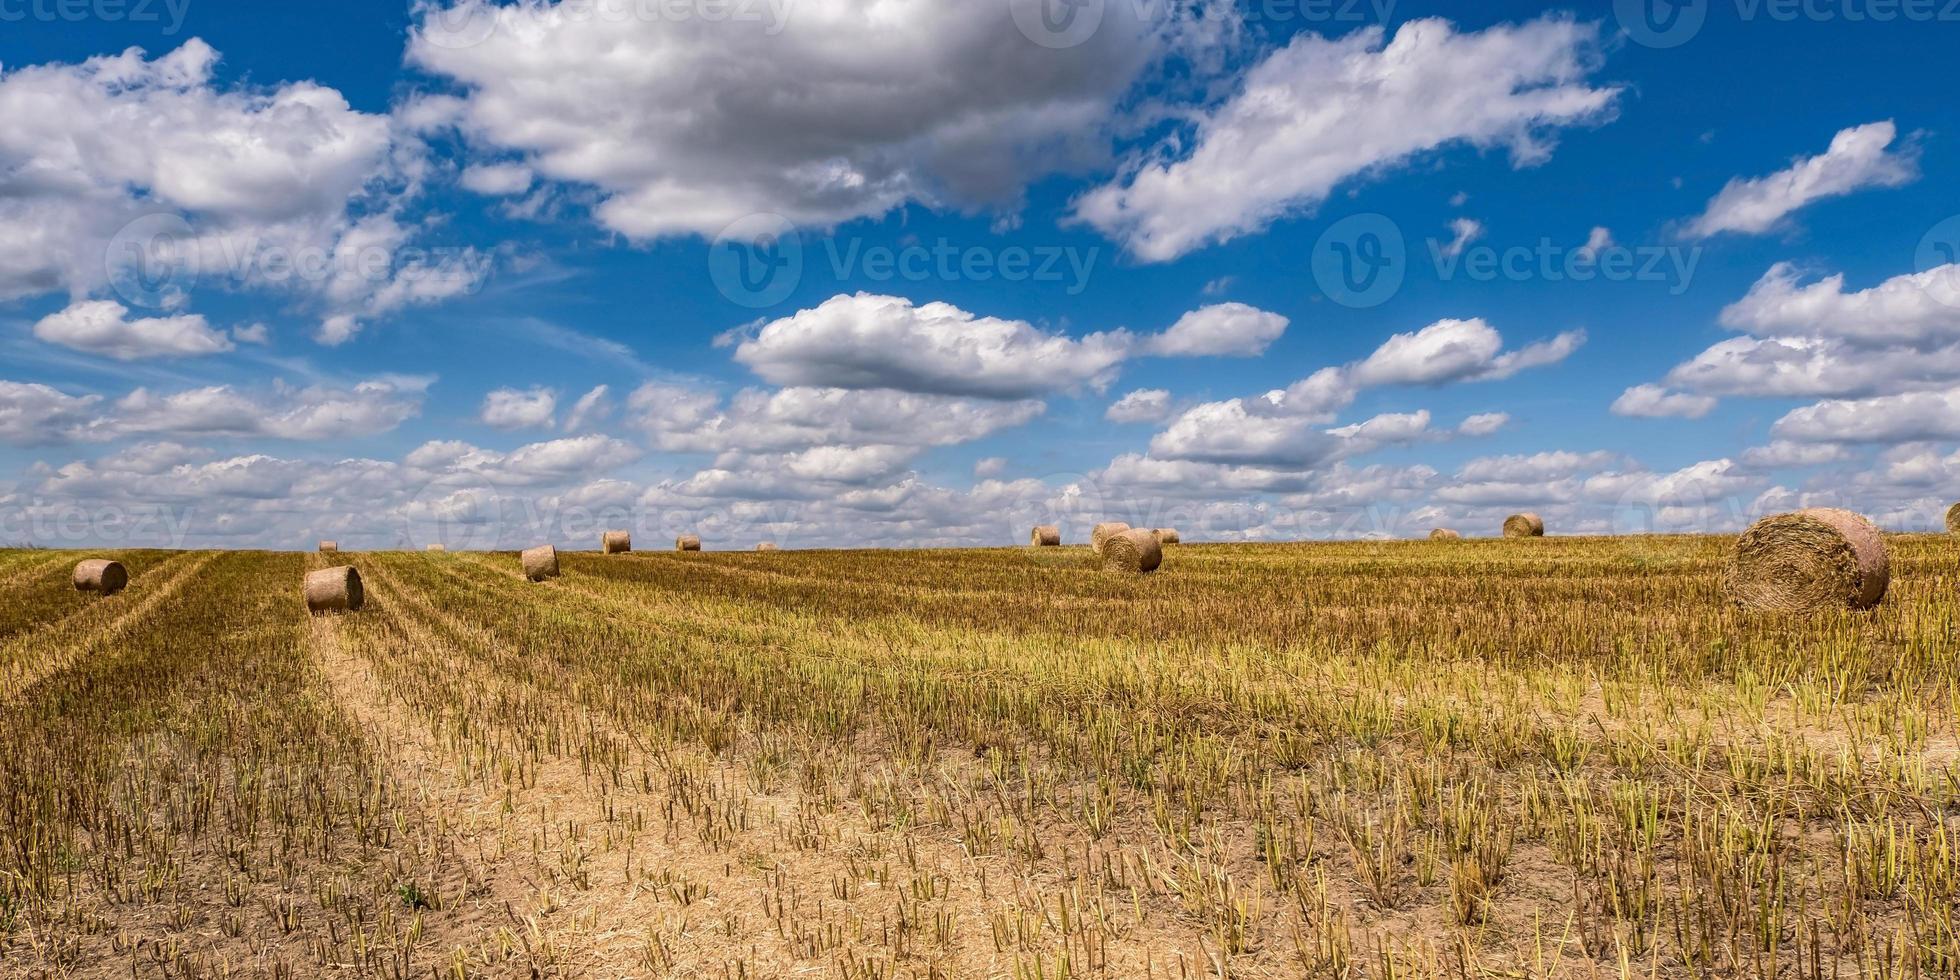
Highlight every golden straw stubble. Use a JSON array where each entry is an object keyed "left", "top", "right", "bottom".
[
  {"left": 1101, "top": 528, "right": 1162, "bottom": 574},
  {"left": 1725, "top": 507, "right": 1890, "bottom": 612}
]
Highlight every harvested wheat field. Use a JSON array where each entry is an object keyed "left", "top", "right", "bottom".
[{"left": 5, "top": 536, "right": 1960, "bottom": 979}]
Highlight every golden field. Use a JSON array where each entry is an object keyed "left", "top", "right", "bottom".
[{"left": 1, "top": 536, "right": 1958, "bottom": 979}]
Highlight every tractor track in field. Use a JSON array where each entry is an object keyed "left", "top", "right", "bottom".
[{"left": 0, "top": 552, "right": 216, "bottom": 707}]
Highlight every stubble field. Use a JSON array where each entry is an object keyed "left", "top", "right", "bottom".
[{"left": 2, "top": 536, "right": 1958, "bottom": 979}]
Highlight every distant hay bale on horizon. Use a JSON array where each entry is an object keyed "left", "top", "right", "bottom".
[
  {"left": 1153, "top": 528, "right": 1181, "bottom": 545},
  {"left": 1101, "top": 528, "right": 1162, "bottom": 574},
  {"left": 521, "top": 545, "right": 559, "bottom": 582},
  {"left": 1946, "top": 502, "right": 1960, "bottom": 534},
  {"left": 1502, "top": 514, "right": 1545, "bottom": 538},
  {"left": 1090, "top": 522, "right": 1131, "bottom": 556},
  {"left": 1430, "top": 528, "right": 1462, "bottom": 541},
  {"left": 602, "top": 531, "right": 631, "bottom": 554},
  {"left": 426, "top": 543, "right": 446, "bottom": 553},
  {"left": 1726, "top": 507, "right": 1889, "bottom": 613},
  {"left": 677, "top": 534, "right": 702, "bottom": 552},
  {"left": 72, "top": 559, "right": 128, "bottom": 596},
  {"left": 318, "top": 541, "right": 339, "bottom": 553},
  {"left": 304, "top": 566, "right": 364, "bottom": 614},
  {"left": 756, "top": 542, "right": 779, "bottom": 551},
  {"left": 1029, "top": 525, "right": 1061, "bottom": 547}
]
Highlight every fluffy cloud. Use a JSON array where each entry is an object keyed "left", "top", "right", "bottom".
[
  {"left": 733, "top": 293, "right": 1132, "bottom": 398},
  {"left": 1350, "top": 318, "right": 1584, "bottom": 387},
  {"left": 1439, "top": 218, "right": 1484, "bottom": 259},
  {"left": 91, "top": 379, "right": 428, "bottom": 443},
  {"left": 0, "top": 381, "right": 103, "bottom": 446},
  {"left": 629, "top": 384, "right": 1045, "bottom": 455},
  {"left": 1106, "top": 388, "right": 1173, "bottom": 423},
  {"left": 1145, "top": 318, "right": 1574, "bottom": 470},
  {"left": 1771, "top": 389, "right": 1960, "bottom": 444},
  {"left": 1610, "top": 384, "right": 1717, "bottom": 419},
  {"left": 32, "top": 300, "right": 233, "bottom": 360},
  {"left": 1717, "top": 262, "right": 1960, "bottom": 348},
  {"left": 409, "top": 434, "right": 641, "bottom": 487},
  {"left": 479, "top": 386, "right": 557, "bottom": 430},
  {"left": 409, "top": 0, "right": 1177, "bottom": 238},
  {"left": 1458, "top": 412, "right": 1511, "bottom": 436},
  {"left": 1739, "top": 440, "right": 1850, "bottom": 469},
  {"left": 1144, "top": 303, "right": 1288, "bottom": 357},
  {"left": 1625, "top": 258, "right": 1960, "bottom": 449},
  {"left": 1685, "top": 121, "right": 1918, "bottom": 238},
  {"left": 562, "top": 384, "right": 612, "bottom": 433},
  {"left": 1149, "top": 398, "right": 1342, "bottom": 467},
  {"left": 1074, "top": 16, "right": 1618, "bottom": 261},
  {"left": 0, "top": 41, "right": 475, "bottom": 341}
]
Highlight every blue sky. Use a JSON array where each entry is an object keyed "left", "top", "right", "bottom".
[{"left": 2, "top": 0, "right": 1957, "bottom": 549}]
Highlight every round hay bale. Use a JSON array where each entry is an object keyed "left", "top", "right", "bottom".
[
  {"left": 1502, "top": 513, "right": 1545, "bottom": 538},
  {"left": 1429, "top": 528, "right": 1462, "bottom": 541},
  {"left": 520, "top": 545, "right": 559, "bottom": 582},
  {"left": 602, "top": 531, "right": 631, "bottom": 554},
  {"left": 1090, "top": 521, "right": 1131, "bottom": 556},
  {"left": 1101, "top": 528, "right": 1162, "bottom": 574},
  {"left": 426, "top": 543, "right": 446, "bottom": 553},
  {"left": 318, "top": 540, "right": 339, "bottom": 553},
  {"left": 304, "top": 566, "right": 364, "bottom": 614},
  {"left": 756, "top": 542, "right": 779, "bottom": 552},
  {"left": 1946, "top": 502, "right": 1960, "bottom": 534},
  {"left": 1029, "top": 525, "right": 1061, "bottom": 547},
  {"left": 72, "top": 559, "right": 128, "bottom": 596},
  {"left": 676, "top": 534, "right": 702, "bottom": 552},
  {"left": 1725, "top": 508, "right": 1890, "bottom": 612},
  {"left": 1153, "top": 528, "right": 1181, "bottom": 545}
]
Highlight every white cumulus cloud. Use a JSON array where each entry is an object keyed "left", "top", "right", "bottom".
[
  {"left": 1685, "top": 121, "right": 1918, "bottom": 238},
  {"left": 1073, "top": 16, "right": 1619, "bottom": 261}
]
